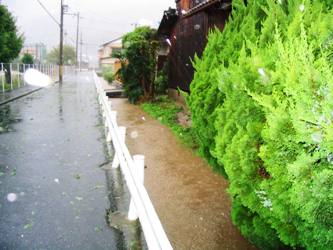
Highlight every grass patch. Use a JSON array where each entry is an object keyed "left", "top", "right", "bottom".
[
  {"left": 1, "top": 73, "right": 22, "bottom": 92},
  {"left": 141, "top": 96, "right": 198, "bottom": 150}
]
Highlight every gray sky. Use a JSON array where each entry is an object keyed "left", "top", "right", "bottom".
[{"left": 2, "top": 0, "right": 175, "bottom": 66}]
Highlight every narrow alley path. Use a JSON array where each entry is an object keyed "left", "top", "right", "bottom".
[
  {"left": 111, "top": 98, "right": 256, "bottom": 250},
  {"left": 0, "top": 72, "right": 126, "bottom": 249}
]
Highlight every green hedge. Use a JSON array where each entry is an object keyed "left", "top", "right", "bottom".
[
  {"left": 188, "top": 0, "right": 333, "bottom": 249},
  {"left": 102, "top": 68, "right": 115, "bottom": 83},
  {"left": 118, "top": 26, "right": 157, "bottom": 103}
]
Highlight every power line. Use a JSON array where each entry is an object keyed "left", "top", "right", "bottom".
[{"left": 35, "top": 0, "right": 60, "bottom": 26}]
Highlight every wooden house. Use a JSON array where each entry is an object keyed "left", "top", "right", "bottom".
[{"left": 157, "top": 0, "right": 232, "bottom": 94}]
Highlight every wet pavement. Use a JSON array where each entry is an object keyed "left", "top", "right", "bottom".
[
  {"left": 0, "top": 85, "right": 39, "bottom": 105},
  {"left": 111, "top": 98, "right": 257, "bottom": 250},
  {"left": 0, "top": 72, "right": 129, "bottom": 249}
]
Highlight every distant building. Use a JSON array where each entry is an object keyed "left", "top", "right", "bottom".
[
  {"left": 158, "top": 0, "right": 232, "bottom": 93},
  {"left": 20, "top": 43, "right": 47, "bottom": 64},
  {"left": 98, "top": 37, "right": 122, "bottom": 73}
]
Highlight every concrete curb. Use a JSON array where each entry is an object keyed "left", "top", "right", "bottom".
[
  {"left": 0, "top": 81, "right": 59, "bottom": 106},
  {"left": 0, "top": 87, "right": 43, "bottom": 106}
]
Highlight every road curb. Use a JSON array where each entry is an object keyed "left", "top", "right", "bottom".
[
  {"left": 0, "top": 81, "right": 59, "bottom": 107},
  {"left": 0, "top": 87, "right": 43, "bottom": 106}
]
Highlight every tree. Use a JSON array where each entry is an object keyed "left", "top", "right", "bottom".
[
  {"left": 0, "top": 4, "right": 23, "bottom": 63},
  {"left": 46, "top": 45, "right": 76, "bottom": 65},
  {"left": 21, "top": 53, "right": 34, "bottom": 64},
  {"left": 116, "top": 26, "right": 158, "bottom": 103},
  {"left": 0, "top": 4, "right": 23, "bottom": 84}
]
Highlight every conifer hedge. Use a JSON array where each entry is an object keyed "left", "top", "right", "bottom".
[{"left": 188, "top": 0, "right": 333, "bottom": 249}]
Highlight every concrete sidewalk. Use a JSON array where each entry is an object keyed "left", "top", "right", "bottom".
[
  {"left": 0, "top": 72, "right": 127, "bottom": 249},
  {"left": 0, "top": 85, "right": 40, "bottom": 106},
  {"left": 110, "top": 98, "right": 256, "bottom": 250}
]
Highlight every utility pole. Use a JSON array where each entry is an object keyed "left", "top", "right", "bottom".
[
  {"left": 59, "top": 0, "right": 64, "bottom": 83},
  {"left": 80, "top": 32, "right": 83, "bottom": 71},
  {"left": 75, "top": 12, "right": 80, "bottom": 68}
]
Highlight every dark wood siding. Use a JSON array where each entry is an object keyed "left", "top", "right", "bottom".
[
  {"left": 208, "top": 8, "right": 230, "bottom": 30},
  {"left": 169, "top": 12, "right": 208, "bottom": 91},
  {"left": 163, "top": 1, "right": 231, "bottom": 92}
]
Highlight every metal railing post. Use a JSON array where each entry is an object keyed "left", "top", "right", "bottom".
[
  {"left": 17, "top": 63, "right": 20, "bottom": 88},
  {"left": 10, "top": 63, "right": 13, "bottom": 90},
  {"left": 128, "top": 155, "right": 145, "bottom": 220},
  {"left": 23, "top": 64, "right": 26, "bottom": 85},
  {"left": 1, "top": 63, "right": 4, "bottom": 93}
]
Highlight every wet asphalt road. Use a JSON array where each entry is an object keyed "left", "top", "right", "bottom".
[{"left": 0, "top": 72, "right": 127, "bottom": 249}]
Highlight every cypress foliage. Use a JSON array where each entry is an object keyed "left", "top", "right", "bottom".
[{"left": 188, "top": 0, "right": 333, "bottom": 248}]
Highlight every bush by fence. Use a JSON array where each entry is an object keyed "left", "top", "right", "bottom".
[{"left": 188, "top": 0, "right": 333, "bottom": 249}]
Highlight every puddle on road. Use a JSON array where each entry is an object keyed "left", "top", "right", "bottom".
[{"left": 0, "top": 105, "right": 22, "bottom": 133}]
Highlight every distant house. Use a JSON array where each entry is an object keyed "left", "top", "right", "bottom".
[
  {"left": 158, "top": 0, "right": 231, "bottom": 95},
  {"left": 98, "top": 37, "right": 122, "bottom": 73},
  {"left": 20, "top": 43, "right": 47, "bottom": 64}
]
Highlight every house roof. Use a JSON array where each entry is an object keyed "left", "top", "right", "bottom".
[
  {"left": 100, "top": 36, "right": 123, "bottom": 48},
  {"left": 182, "top": 0, "right": 230, "bottom": 18},
  {"left": 157, "top": 8, "right": 178, "bottom": 37},
  {"left": 157, "top": 1, "right": 231, "bottom": 36}
]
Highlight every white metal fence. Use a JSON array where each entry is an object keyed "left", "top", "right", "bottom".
[
  {"left": 93, "top": 71, "right": 173, "bottom": 250},
  {"left": 0, "top": 63, "right": 75, "bottom": 93}
]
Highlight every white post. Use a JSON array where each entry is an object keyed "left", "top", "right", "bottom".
[
  {"left": 106, "top": 108, "right": 115, "bottom": 143},
  {"left": 10, "top": 63, "right": 13, "bottom": 90},
  {"left": 23, "top": 64, "right": 26, "bottom": 86},
  {"left": 111, "top": 126, "right": 126, "bottom": 169},
  {"left": 17, "top": 63, "right": 20, "bottom": 88},
  {"left": 128, "top": 155, "right": 145, "bottom": 221},
  {"left": 1, "top": 63, "right": 4, "bottom": 93}
]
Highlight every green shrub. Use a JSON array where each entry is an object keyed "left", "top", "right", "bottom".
[
  {"left": 155, "top": 63, "right": 168, "bottom": 95},
  {"left": 102, "top": 69, "right": 115, "bottom": 83},
  {"left": 188, "top": 0, "right": 333, "bottom": 249},
  {"left": 141, "top": 96, "right": 198, "bottom": 149},
  {"left": 118, "top": 26, "right": 158, "bottom": 103},
  {"left": 21, "top": 53, "right": 34, "bottom": 64}
]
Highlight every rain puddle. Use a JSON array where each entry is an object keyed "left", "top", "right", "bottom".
[{"left": 0, "top": 105, "right": 21, "bottom": 133}]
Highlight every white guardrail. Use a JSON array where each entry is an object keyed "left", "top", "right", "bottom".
[{"left": 93, "top": 71, "right": 173, "bottom": 250}]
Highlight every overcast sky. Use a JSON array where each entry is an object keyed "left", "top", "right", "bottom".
[{"left": 2, "top": 0, "right": 175, "bottom": 66}]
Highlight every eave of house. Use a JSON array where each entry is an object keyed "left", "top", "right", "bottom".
[
  {"left": 158, "top": 1, "right": 231, "bottom": 37},
  {"left": 182, "top": 0, "right": 231, "bottom": 18},
  {"left": 157, "top": 8, "right": 179, "bottom": 37},
  {"left": 99, "top": 36, "right": 123, "bottom": 49}
]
